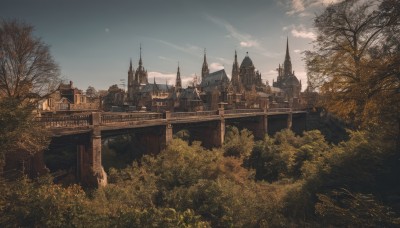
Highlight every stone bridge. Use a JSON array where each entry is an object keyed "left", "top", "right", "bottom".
[{"left": 35, "top": 108, "right": 307, "bottom": 187}]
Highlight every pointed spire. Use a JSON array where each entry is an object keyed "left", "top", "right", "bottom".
[
  {"left": 129, "top": 58, "right": 133, "bottom": 71},
  {"left": 283, "top": 37, "right": 292, "bottom": 77},
  {"left": 153, "top": 76, "right": 156, "bottom": 84},
  {"left": 176, "top": 62, "right": 182, "bottom": 90},
  {"left": 285, "top": 37, "right": 290, "bottom": 61},
  {"left": 201, "top": 48, "right": 209, "bottom": 80},
  {"left": 234, "top": 50, "right": 238, "bottom": 64},
  {"left": 139, "top": 43, "right": 143, "bottom": 66}
]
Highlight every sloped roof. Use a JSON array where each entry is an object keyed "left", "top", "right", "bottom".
[
  {"left": 179, "top": 87, "right": 201, "bottom": 100},
  {"left": 200, "top": 69, "right": 229, "bottom": 92},
  {"left": 283, "top": 75, "right": 300, "bottom": 86}
]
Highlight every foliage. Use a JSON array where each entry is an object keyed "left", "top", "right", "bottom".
[
  {"left": 305, "top": 0, "right": 400, "bottom": 130},
  {"left": 316, "top": 189, "right": 400, "bottom": 227},
  {"left": 0, "top": 19, "right": 61, "bottom": 101},
  {"left": 85, "top": 86, "right": 99, "bottom": 99},
  {"left": 223, "top": 125, "right": 254, "bottom": 158},
  {"left": 0, "top": 98, "right": 50, "bottom": 169}
]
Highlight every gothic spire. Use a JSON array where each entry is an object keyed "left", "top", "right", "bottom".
[
  {"left": 139, "top": 43, "right": 143, "bottom": 66},
  {"left": 283, "top": 37, "right": 292, "bottom": 76},
  {"left": 285, "top": 37, "right": 290, "bottom": 62},
  {"left": 129, "top": 58, "right": 133, "bottom": 72},
  {"left": 201, "top": 48, "right": 209, "bottom": 80},
  {"left": 176, "top": 62, "right": 182, "bottom": 90}
]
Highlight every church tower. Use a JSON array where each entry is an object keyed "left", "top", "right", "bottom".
[
  {"left": 175, "top": 63, "right": 182, "bottom": 91},
  {"left": 283, "top": 37, "right": 292, "bottom": 78},
  {"left": 135, "top": 44, "right": 148, "bottom": 85},
  {"left": 127, "top": 58, "right": 135, "bottom": 100},
  {"left": 231, "top": 50, "right": 241, "bottom": 92},
  {"left": 201, "top": 48, "right": 209, "bottom": 81}
]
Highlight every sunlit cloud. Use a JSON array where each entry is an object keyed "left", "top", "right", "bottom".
[
  {"left": 285, "top": 0, "right": 344, "bottom": 16},
  {"left": 209, "top": 62, "right": 224, "bottom": 72},
  {"left": 291, "top": 25, "right": 316, "bottom": 40},
  {"left": 148, "top": 71, "right": 176, "bottom": 85},
  {"left": 294, "top": 49, "right": 302, "bottom": 53}
]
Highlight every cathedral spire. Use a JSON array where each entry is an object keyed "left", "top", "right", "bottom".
[
  {"left": 139, "top": 43, "right": 143, "bottom": 66},
  {"left": 283, "top": 37, "right": 292, "bottom": 77},
  {"left": 201, "top": 48, "right": 209, "bottom": 80},
  {"left": 285, "top": 37, "right": 290, "bottom": 62},
  {"left": 129, "top": 58, "right": 133, "bottom": 72},
  {"left": 176, "top": 62, "right": 182, "bottom": 90}
]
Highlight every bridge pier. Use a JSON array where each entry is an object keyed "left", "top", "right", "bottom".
[
  {"left": 287, "top": 111, "right": 293, "bottom": 129},
  {"left": 79, "top": 113, "right": 107, "bottom": 188}
]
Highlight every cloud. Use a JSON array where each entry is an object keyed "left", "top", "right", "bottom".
[
  {"left": 206, "top": 15, "right": 260, "bottom": 48},
  {"left": 294, "top": 49, "right": 301, "bottom": 53},
  {"left": 291, "top": 25, "right": 316, "bottom": 40},
  {"left": 148, "top": 71, "right": 176, "bottom": 85},
  {"left": 209, "top": 62, "right": 224, "bottom": 72},
  {"left": 285, "top": 0, "right": 344, "bottom": 16},
  {"left": 156, "top": 39, "right": 201, "bottom": 56},
  {"left": 287, "top": 0, "right": 305, "bottom": 15},
  {"left": 149, "top": 71, "right": 200, "bottom": 88}
]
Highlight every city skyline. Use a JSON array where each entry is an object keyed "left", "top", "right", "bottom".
[{"left": 1, "top": 0, "right": 336, "bottom": 91}]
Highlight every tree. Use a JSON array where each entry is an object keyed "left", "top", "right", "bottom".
[
  {"left": 85, "top": 86, "right": 98, "bottom": 99},
  {"left": 0, "top": 19, "right": 61, "bottom": 101},
  {"left": 305, "top": 0, "right": 400, "bottom": 130}
]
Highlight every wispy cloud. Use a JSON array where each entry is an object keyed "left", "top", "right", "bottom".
[
  {"left": 286, "top": 0, "right": 305, "bottom": 15},
  {"left": 293, "top": 49, "right": 302, "bottom": 53},
  {"left": 156, "top": 39, "right": 201, "bottom": 56},
  {"left": 285, "top": 0, "right": 343, "bottom": 16},
  {"left": 206, "top": 15, "right": 260, "bottom": 48}
]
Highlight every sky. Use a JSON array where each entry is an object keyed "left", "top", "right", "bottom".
[{"left": 1, "top": 0, "right": 339, "bottom": 91}]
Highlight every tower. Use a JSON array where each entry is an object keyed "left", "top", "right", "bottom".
[
  {"left": 231, "top": 50, "right": 241, "bottom": 92},
  {"left": 175, "top": 62, "right": 182, "bottom": 91},
  {"left": 201, "top": 48, "right": 209, "bottom": 80},
  {"left": 135, "top": 44, "right": 148, "bottom": 85},
  {"left": 283, "top": 37, "right": 292, "bottom": 78},
  {"left": 127, "top": 58, "right": 135, "bottom": 100}
]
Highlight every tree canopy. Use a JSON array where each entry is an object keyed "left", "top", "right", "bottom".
[
  {"left": 305, "top": 0, "right": 400, "bottom": 130},
  {"left": 0, "top": 19, "right": 61, "bottom": 101}
]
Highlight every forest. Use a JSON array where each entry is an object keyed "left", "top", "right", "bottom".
[{"left": 0, "top": 0, "right": 399, "bottom": 227}]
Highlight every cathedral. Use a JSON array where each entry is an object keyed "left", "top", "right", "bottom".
[
  {"left": 125, "top": 39, "right": 302, "bottom": 112},
  {"left": 127, "top": 46, "right": 173, "bottom": 111},
  {"left": 272, "top": 38, "right": 302, "bottom": 103}
]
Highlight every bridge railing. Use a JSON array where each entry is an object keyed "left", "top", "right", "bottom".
[
  {"left": 224, "top": 109, "right": 263, "bottom": 114},
  {"left": 34, "top": 114, "right": 91, "bottom": 128},
  {"left": 170, "top": 110, "right": 219, "bottom": 118},
  {"left": 268, "top": 108, "right": 292, "bottom": 113},
  {"left": 101, "top": 113, "right": 162, "bottom": 124}
]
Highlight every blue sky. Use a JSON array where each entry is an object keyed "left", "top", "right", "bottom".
[{"left": 1, "top": 0, "right": 337, "bottom": 91}]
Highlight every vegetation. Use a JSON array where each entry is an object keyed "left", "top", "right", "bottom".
[
  {"left": 0, "top": 19, "right": 60, "bottom": 170},
  {"left": 1, "top": 126, "right": 399, "bottom": 227},
  {"left": 305, "top": 0, "right": 400, "bottom": 132}
]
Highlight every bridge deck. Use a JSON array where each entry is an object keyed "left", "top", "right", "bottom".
[{"left": 36, "top": 109, "right": 306, "bottom": 136}]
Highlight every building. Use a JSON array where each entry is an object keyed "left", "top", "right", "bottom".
[
  {"left": 126, "top": 46, "right": 174, "bottom": 111},
  {"left": 38, "top": 81, "right": 99, "bottom": 113},
  {"left": 272, "top": 38, "right": 302, "bottom": 106}
]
